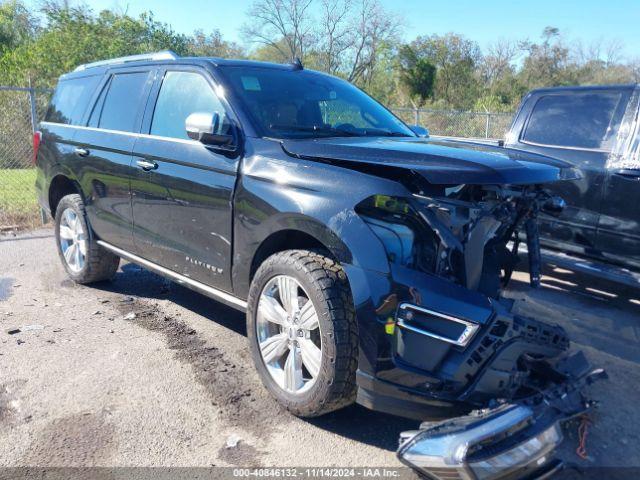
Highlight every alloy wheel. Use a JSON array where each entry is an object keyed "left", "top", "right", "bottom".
[
  {"left": 256, "top": 275, "right": 322, "bottom": 394},
  {"left": 58, "top": 208, "right": 87, "bottom": 273}
]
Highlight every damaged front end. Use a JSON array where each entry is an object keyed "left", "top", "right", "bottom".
[
  {"left": 280, "top": 136, "right": 604, "bottom": 477},
  {"left": 356, "top": 182, "right": 565, "bottom": 298},
  {"left": 353, "top": 181, "right": 605, "bottom": 478},
  {"left": 398, "top": 354, "right": 607, "bottom": 480}
]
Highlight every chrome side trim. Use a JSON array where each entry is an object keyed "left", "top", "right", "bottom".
[
  {"left": 97, "top": 241, "right": 247, "bottom": 310},
  {"left": 397, "top": 303, "right": 479, "bottom": 347},
  {"left": 40, "top": 121, "right": 202, "bottom": 146}
]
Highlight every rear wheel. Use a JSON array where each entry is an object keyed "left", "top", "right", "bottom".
[
  {"left": 54, "top": 194, "right": 120, "bottom": 284},
  {"left": 247, "top": 250, "right": 358, "bottom": 417}
]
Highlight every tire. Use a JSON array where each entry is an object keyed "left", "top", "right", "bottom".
[
  {"left": 247, "top": 250, "right": 358, "bottom": 417},
  {"left": 54, "top": 193, "right": 120, "bottom": 284}
]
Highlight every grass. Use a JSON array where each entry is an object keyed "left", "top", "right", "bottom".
[{"left": 0, "top": 168, "right": 40, "bottom": 228}]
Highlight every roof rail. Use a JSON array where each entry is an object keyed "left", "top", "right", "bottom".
[{"left": 74, "top": 50, "right": 178, "bottom": 72}]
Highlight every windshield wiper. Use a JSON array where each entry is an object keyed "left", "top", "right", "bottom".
[
  {"left": 360, "top": 129, "right": 412, "bottom": 137},
  {"left": 269, "top": 125, "right": 360, "bottom": 137}
]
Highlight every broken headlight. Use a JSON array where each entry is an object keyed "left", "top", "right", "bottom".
[{"left": 398, "top": 404, "right": 564, "bottom": 480}]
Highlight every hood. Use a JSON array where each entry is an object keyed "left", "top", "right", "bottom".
[{"left": 281, "top": 137, "right": 575, "bottom": 185}]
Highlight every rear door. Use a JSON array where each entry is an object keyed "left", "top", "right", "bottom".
[
  {"left": 131, "top": 66, "right": 241, "bottom": 292},
  {"left": 39, "top": 74, "right": 102, "bottom": 211},
  {"left": 508, "top": 88, "right": 630, "bottom": 256},
  {"left": 74, "top": 68, "right": 155, "bottom": 251}
]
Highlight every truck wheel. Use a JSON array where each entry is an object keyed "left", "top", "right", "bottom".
[
  {"left": 54, "top": 194, "right": 120, "bottom": 284},
  {"left": 247, "top": 250, "right": 358, "bottom": 417}
]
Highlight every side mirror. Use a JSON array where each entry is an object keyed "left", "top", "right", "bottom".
[
  {"left": 409, "top": 125, "right": 429, "bottom": 138},
  {"left": 186, "top": 112, "right": 235, "bottom": 148}
]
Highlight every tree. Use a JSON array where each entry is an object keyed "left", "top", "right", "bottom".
[
  {"left": 407, "top": 33, "right": 482, "bottom": 109},
  {"left": 0, "top": 2, "right": 192, "bottom": 86},
  {"left": 518, "top": 27, "right": 574, "bottom": 88},
  {"left": 398, "top": 45, "right": 435, "bottom": 107},
  {"left": 241, "top": 0, "right": 401, "bottom": 85},
  {"left": 481, "top": 39, "right": 519, "bottom": 87},
  {"left": 346, "top": 0, "right": 400, "bottom": 84},
  {"left": 315, "top": 0, "right": 352, "bottom": 74},
  {"left": 241, "top": 0, "right": 314, "bottom": 61},
  {"left": 0, "top": 0, "right": 39, "bottom": 51},
  {"left": 188, "top": 29, "right": 246, "bottom": 58}
]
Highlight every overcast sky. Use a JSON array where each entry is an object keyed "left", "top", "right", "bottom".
[{"left": 24, "top": 0, "right": 640, "bottom": 58}]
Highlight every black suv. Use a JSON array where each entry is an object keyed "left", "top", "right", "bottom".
[{"left": 36, "top": 52, "right": 603, "bottom": 478}]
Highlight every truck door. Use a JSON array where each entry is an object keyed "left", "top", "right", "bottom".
[
  {"left": 597, "top": 93, "right": 640, "bottom": 269},
  {"left": 507, "top": 88, "right": 631, "bottom": 258},
  {"left": 131, "top": 66, "right": 241, "bottom": 292},
  {"left": 598, "top": 170, "right": 640, "bottom": 268}
]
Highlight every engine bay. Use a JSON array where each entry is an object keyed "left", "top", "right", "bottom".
[{"left": 356, "top": 184, "right": 565, "bottom": 298}]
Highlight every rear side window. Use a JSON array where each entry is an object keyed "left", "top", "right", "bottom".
[
  {"left": 45, "top": 75, "right": 101, "bottom": 125},
  {"left": 522, "top": 92, "right": 624, "bottom": 150},
  {"left": 150, "top": 71, "right": 229, "bottom": 140},
  {"left": 96, "top": 72, "right": 151, "bottom": 133}
]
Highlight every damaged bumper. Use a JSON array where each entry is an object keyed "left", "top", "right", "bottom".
[{"left": 397, "top": 354, "right": 607, "bottom": 480}]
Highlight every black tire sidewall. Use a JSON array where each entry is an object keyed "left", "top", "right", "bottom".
[{"left": 247, "top": 253, "right": 340, "bottom": 413}]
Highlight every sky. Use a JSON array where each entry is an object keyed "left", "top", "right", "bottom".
[{"left": 24, "top": 0, "right": 640, "bottom": 58}]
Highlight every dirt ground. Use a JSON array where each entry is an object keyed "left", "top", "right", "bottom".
[{"left": 1, "top": 228, "right": 639, "bottom": 478}]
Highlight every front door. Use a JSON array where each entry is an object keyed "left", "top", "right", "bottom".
[
  {"left": 597, "top": 169, "right": 640, "bottom": 269},
  {"left": 131, "top": 67, "right": 240, "bottom": 292}
]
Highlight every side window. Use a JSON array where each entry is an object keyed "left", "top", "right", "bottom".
[
  {"left": 97, "top": 72, "right": 151, "bottom": 132},
  {"left": 523, "top": 92, "right": 625, "bottom": 150},
  {"left": 87, "top": 78, "right": 110, "bottom": 128},
  {"left": 45, "top": 75, "right": 101, "bottom": 125},
  {"left": 150, "top": 71, "right": 229, "bottom": 140}
]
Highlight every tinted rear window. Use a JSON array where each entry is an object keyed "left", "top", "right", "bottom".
[
  {"left": 523, "top": 92, "right": 624, "bottom": 150},
  {"left": 97, "top": 72, "right": 151, "bottom": 132},
  {"left": 45, "top": 75, "right": 101, "bottom": 125}
]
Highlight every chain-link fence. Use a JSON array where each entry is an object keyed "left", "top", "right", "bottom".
[
  {"left": 0, "top": 87, "right": 514, "bottom": 231},
  {"left": 0, "top": 86, "right": 52, "bottom": 231},
  {"left": 391, "top": 107, "right": 514, "bottom": 140}
]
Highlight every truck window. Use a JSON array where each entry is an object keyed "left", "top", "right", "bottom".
[
  {"left": 150, "top": 71, "right": 229, "bottom": 140},
  {"left": 97, "top": 72, "right": 151, "bottom": 133},
  {"left": 522, "top": 92, "right": 624, "bottom": 150},
  {"left": 45, "top": 75, "right": 101, "bottom": 125}
]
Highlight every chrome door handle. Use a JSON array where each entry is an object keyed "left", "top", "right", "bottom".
[
  {"left": 74, "top": 147, "right": 89, "bottom": 157},
  {"left": 136, "top": 159, "right": 158, "bottom": 171}
]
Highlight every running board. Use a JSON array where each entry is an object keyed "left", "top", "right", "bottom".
[
  {"left": 519, "top": 244, "right": 640, "bottom": 289},
  {"left": 97, "top": 240, "right": 248, "bottom": 311}
]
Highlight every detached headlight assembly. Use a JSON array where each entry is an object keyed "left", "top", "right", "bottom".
[{"left": 398, "top": 404, "right": 564, "bottom": 480}]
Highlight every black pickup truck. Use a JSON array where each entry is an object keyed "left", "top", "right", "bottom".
[
  {"left": 35, "top": 52, "right": 604, "bottom": 479},
  {"left": 499, "top": 85, "right": 640, "bottom": 286}
]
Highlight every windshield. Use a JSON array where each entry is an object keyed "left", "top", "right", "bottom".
[{"left": 219, "top": 66, "right": 414, "bottom": 139}]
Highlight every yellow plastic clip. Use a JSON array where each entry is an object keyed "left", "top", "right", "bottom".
[{"left": 384, "top": 317, "right": 395, "bottom": 335}]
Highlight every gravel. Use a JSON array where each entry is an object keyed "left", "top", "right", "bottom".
[{"left": 1, "top": 229, "right": 639, "bottom": 475}]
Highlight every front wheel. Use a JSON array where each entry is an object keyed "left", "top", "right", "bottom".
[
  {"left": 247, "top": 250, "right": 358, "bottom": 417},
  {"left": 54, "top": 193, "right": 120, "bottom": 284}
]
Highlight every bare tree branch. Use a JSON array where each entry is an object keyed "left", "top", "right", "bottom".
[{"left": 241, "top": 0, "right": 314, "bottom": 61}]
